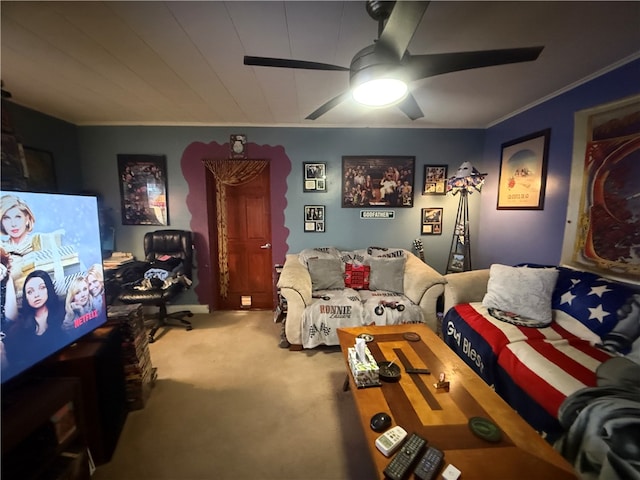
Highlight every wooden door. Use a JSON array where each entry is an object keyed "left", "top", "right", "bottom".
[{"left": 209, "top": 166, "right": 273, "bottom": 310}]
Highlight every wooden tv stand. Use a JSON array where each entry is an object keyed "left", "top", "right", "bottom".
[{"left": 1, "top": 377, "right": 90, "bottom": 480}]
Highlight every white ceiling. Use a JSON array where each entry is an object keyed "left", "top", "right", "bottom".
[{"left": 1, "top": 1, "right": 639, "bottom": 129}]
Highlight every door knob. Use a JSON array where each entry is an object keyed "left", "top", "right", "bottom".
[{"left": 260, "top": 243, "right": 272, "bottom": 249}]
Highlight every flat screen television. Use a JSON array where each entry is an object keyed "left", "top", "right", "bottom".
[{"left": 1, "top": 190, "right": 108, "bottom": 385}]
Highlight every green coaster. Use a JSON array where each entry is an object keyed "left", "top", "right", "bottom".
[{"left": 469, "top": 416, "right": 502, "bottom": 443}]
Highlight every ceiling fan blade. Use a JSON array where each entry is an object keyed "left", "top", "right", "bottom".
[
  {"left": 377, "top": 1, "right": 430, "bottom": 59},
  {"left": 306, "top": 91, "right": 352, "bottom": 120},
  {"left": 397, "top": 93, "right": 424, "bottom": 120},
  {"left": 244, "top": 56, "right": 349, "bottom": 72},
  {"left": 405, "top": 46, "right": 544, "bottom": 81}
]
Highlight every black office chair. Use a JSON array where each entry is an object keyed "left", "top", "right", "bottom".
[{"left": 117, "top": 230, "right": 194, "bottom": 343}]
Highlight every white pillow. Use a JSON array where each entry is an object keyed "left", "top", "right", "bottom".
[{"left": 482, "top": 264, "right": 558, "bottom": 324}]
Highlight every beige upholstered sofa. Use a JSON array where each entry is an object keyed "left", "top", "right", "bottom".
[{"left": 278, "top": 248, "right": 446, "bottom": 348}]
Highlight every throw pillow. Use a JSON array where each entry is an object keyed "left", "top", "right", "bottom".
[
  {"left": 307, "top": 257, "right": 344, "bottom": 291},
  {"left": 482, "top": 264, "right": 559, "bottom": 325},
  {"left": 368, "top": 256, "right": 406, "bottom": 293},
  {"left": 344, "top": 263, "right": 370, "bottom": 290}
]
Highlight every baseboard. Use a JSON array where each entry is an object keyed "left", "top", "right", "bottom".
[{"left": 141, "top": 304, "right": 210, "bottom": 315}]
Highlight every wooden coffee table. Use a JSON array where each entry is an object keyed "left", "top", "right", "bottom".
[{"left": 337, "top": 324, "right": 576, "bottom": 479}]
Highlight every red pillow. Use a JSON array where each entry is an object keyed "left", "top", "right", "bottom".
[{"left": 344, "top": 263, "right": 370, "bottom": 290}]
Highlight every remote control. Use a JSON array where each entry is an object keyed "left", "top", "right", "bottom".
[
  {"left": 382, "top": 432, "right": 426, "bottom": 480},
  {"left": 413, "top": 445, "right": 444, "bottom": 480},
  {"left": 375, "top": 425, "right": 408, "bottom": 457}
]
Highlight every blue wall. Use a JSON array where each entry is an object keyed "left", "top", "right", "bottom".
[
  {"left": 4, "top": 57, "right": 639, "bottom": 307},
  {"left": 477, "top": 58, "right": 640, "bottom": 268},
  {"left": 77, "top": 126, "right": 484, "bottom": 275}
]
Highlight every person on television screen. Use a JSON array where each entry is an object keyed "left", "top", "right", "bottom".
[
  {"left": 62, "top": 276, "right": 95, "bottom": 331},
  {"left": 0, "top": 194, "right": 36, "bottom": 255},
  {"left": 86, "top": 264, "right": 105, "bottom": 314},
  {"left": 2, "top": 270, "right": 65, "bottom": 374},
  {"left": 0, "top": 248, "right": 18, "bottom": 326},
  {"left": 1, "top": 194, "right": 60, "bottom": 289}
]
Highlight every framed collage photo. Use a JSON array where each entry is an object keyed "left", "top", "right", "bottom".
[
  {"left": 422, "top": 165, "right": 448, "bottom": 195},
  {"left": 118, "top": 154, "right": 169, "bottom": 225},
  {"left": 497, "top": 129, "right": 550, "bottom": 210},
  {"left": 303, "top": 162, "right": 327, "bottom": 192},
  {"left": 342, "top": 155, "right": 415, "bottom": 208},
  {"left": 304, "top": 205, "right": 325, "bottom": 232},
  {"left": 421, "top": 207, "right": 443, "bottom": 235}
]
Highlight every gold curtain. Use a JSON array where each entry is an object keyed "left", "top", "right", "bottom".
[{"left": 203, "top": 158, "right": 268, "bottom": 298}]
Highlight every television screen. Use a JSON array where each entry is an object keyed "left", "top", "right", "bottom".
[{"left": 1, "top": 191, "right": 108, "bottom": 384}]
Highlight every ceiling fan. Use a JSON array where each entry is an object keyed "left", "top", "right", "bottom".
[{"left": 244, "top": 0, "right": 544, "bottom": 121}]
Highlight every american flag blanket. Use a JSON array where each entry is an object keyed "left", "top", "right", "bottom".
[
  {"left": 301, "top": 288, "right": 424, "bottom": 348},
  {"left": 442, "top": 265, "right": 638, "bottom": 440}
]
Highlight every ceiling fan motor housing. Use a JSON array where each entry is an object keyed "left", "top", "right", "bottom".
[{"left": 349, "top": 44, "right": 405, "bottom": 88}]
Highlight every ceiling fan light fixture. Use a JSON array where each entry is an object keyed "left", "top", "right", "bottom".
[{"left": 352, "top": 78, "right": 408, "bottom": 107}]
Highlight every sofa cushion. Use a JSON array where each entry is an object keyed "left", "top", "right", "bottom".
[
  {"left": 369, "top": 256, "right": 406, "bottom": 293},
  {"left": 344, "top": 263, "right": 370, "bottom": 290},
  {"left": 307, "top": 257, "right": 344, "bottom": 290},
  {"left": 482, "top": 264, "right": 558, "bottom": 325}
]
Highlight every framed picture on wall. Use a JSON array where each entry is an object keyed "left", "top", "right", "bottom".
[
  {"left": 497, "top": 129, "right": 551, "bottom": 210},
  {"left": 421, "top": 207, "right": 443, "bottom": 235},
  {"left": 23, "top": 146, "right": 57, "bottom": 192},
  {"left": 304, "top": 205, "right": 325, "bottom": 232},
  {"left": 342, "top": 155, "right": 415, "bottom": 207},
  {"left": 422, "top": 165, "right": 447, "bottom": 195},
  {"left": 117, "top": 154, "right": 169, "bottom": 225},
  {"left": 563, "top": 96, "right": 640, "bottom": 280},
  {"left": 303, "top": 162, "right": 327, "bottom": 192},
  {"left": 448, "top": 253, "right": 465, "bottom": 273}
]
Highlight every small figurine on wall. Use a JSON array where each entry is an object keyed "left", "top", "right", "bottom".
[{"left": 230, "top": 134, "right": 247, "bottom": 159}]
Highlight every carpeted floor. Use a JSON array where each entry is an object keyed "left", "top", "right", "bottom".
[{"left": 92, "top": 311, "right": 377, "bottom": 480}]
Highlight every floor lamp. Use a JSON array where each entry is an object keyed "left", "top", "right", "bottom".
[{"left": 446, "top": 162, "right": 486, "bottom": 273}]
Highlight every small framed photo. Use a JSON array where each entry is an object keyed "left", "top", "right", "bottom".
[
  {"left": 421, "top": 207, "right": 443, "bottom": 235},
  {"left": 304, "top": 162, "right": 327, "bottom": 192},
  {"left": 422, "top": 165, "right": 448, "bottom": 195},
  {"left": 448, "top": 253, "right": 465, "bottom": 273},
  {"left": 230, "top": 134, "right": 247, "bottom": 159},
  {"left": 304, "top": 205, "right": 325, "bottom": 232}
]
